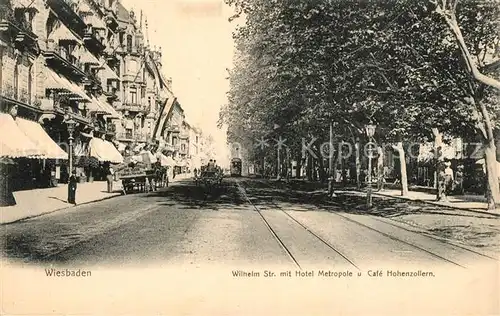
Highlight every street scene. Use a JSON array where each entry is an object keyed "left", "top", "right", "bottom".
[
  {"left": 1, "top": 177, "right": 499, "bottom": 269},
  {"left": 1, "top": 0, "right": 500, "bottom": 273}
]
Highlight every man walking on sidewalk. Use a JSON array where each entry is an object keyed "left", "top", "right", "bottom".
[
  {"left": 106, "top": 166, "right": 114, "bottom": 193},
  {"left": 68, "top": 170, "right": 78, "bottom": 205}
]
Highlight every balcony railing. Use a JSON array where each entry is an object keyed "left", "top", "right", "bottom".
[
  {"left": 0, "top": 9, "right": 38, "bottom": 53},
  {"left": 44, "top": 40, "right": 86, "bottom": 80},
  {"left": 46, "top": 0, "right": 87, "bottom": 38},
  {"left": 118, "top": 102, "right": 148, "bottom": 113},
  {"left": 83, "top": 26, "right": 105, "bottom": 54},
  {"left": 2, "top": 82, "right": 42, "bottom": 110},
  {"left": 116, "top": 132, "right": 152, "bottom": 142}
]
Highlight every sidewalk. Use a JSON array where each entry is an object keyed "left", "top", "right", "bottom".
[
  {"left": 370, "top": 188, "right": 500, "bottom": 214},
  {"left": 0, "top": 181, "right": 123, "bottom": 225},
  {"left": 0, "top": 174, "right": 193, "bottom": 225}
]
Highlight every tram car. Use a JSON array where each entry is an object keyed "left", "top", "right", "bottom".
[{"left": 230, "top": 158, "right": 242, "bottom": 177}]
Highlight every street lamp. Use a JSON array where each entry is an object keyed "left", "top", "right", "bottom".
[
  {"left": 64, "top": 110, "right": 76, "bottom": 176},
  {"left": 365, "top": 123, "right": 376, "bottom": 208}
]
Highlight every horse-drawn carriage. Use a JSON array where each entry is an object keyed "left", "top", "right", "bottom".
[
  {"left": 195, "top": 164, "right": 224, "bottom": 192},
  {"left": 115, "top": 152, "right": 168, "bottom": 194}
]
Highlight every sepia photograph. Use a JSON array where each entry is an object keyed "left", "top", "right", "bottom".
[{"left": 0, "top": 0, "right": 499, "bottom": 314}]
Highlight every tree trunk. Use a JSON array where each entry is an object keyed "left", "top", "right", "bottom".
[
  {"left": 355, "top": 139, "right": 361, "bottom": 190},
  {"left": 432, "top": 128, "right": 445, "bottom": 200},
  {"left": 332, "top": 151, "right": 338, "bottom": 183},
  {"left": 376, "top": 146, "right": 384, "bottom": 191},
  {"left": 483, "top": 141, "right": 500, "bottom": 209},
  {"left": 306, "top": 154, "right": 313, "bottom": 180},
  {"left": 341, "top": 157, "right": 347, "bottom": 187},
  {"left": 394, "top": 142, "right": 408, "bottom": 196}
]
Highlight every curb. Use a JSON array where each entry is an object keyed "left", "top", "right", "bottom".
[
  {"left": 0, "top": 193, "right": 122, "bottom": 226},
  {"left": 361, "top": 190, "right": 500, "bottom": 218}
]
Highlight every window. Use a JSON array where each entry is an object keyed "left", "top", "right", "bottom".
[
  {"left": 181, "top": 144, "right": 186, "bottom": 152},
  {"left": 172, "top": 136, "right": 178, "bottom": 146},
  {"left": 130, "top": 87, "right": 137, "bottom": 104},
  {"left": 28, "top": 64, "right": 33, "bottom": 103},
  {"left": 140, "top": 87, "right": 145, "bottom": 98},
  {"left": 196, "top": 136, "right": 199, "bottom": 143},
  {"left": 119, "top": 32, "right": 124, "bottom": 46},
  {"left": 148, "top": 96, "right": 151, "bottom": 108},
  {"left": 125, "top": 128, "right": 132, "bottom": 139},
  {"left": 13, "top": 61, "right": 19, "bottom": 99},
  {"left": 126, "top": 35, "right": 132, "bottom": 52}
]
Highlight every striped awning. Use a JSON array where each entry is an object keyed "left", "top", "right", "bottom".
[
  {"left": 0, "top": 113, "right": 42, "bottom": 158},
  {"left": 45, "top": 68, "right": 91, "bottom": 102},
  {"left": 99, "top": 63, "right": 119, "bottom": 81},
  {"left": 97, "top": 96, "right": 121, "bottom": 118},
  {"left": 86, "top": 96, "right": 109, "bottom": 114},
  {"left": 89, "top": 137, "right": 123, "bottom": 163},
  {"left": 51, "top": 22, "right": 83, "bottom": 45},
  {"left": 77, "top": 0, "right": 92, "bottom": 13},
  {"left": 81, "top": 50, "right": 101, "bottom": 66},
  {"left": 85, "top": 14, "right": 106, "bottom": 29},
  {"left": 15, "top": 117, "right": 68, "bottom": 160}
]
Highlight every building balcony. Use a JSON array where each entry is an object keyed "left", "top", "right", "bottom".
[
  {"left": 46, "top": 0, "right": 87, "bottom": 38},
  {"left": 103, "top": 47, "right": 119, "bottom": 65},
  {"left": 116, "top": 132, "right": 152, "bottom": 143},
  {"left": 117, "top": 102, "right": 148, "bottom": 114},
  {"left": 82, "top": 72, "right": 102, "bottom": 92},
  {"left": 104, "top": 8, "right": 118, "bottom": 32},
  {"left": 0, "top": 11, "right": 39, "bottom": 55},
  {"left": 43, "top": 40, "right": 87, "bottom": 81},
  {"left": 1, "top": 83, "right": 43, "bottom": 113},
  {"left": 83, "top": 26, "right": 106, "bottom": 55},
  {"left": 103, "top": 86, "right": 119, "bottom": 101}
]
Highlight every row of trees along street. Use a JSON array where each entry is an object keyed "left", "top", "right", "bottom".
[{"left": 218, "top": 0, "right": 500, "bottom": 210}]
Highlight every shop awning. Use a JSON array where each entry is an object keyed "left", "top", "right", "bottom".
[
  {"left": 89, "top": 137, "right": 123, "bottom": 163},
  {"left": 15, "top": 117, "right": 69, "bottom": 160},
  {"left": 103, "top": 140, "right": 124, "bottom": 164},
  {"left": 132, "top": 151, "right": 156, "bottom": 165},
  {"left": 45, "top": 68, "right": 91, "bottom": 102},
  {"left": 157, "top": 153, "right": 175, "bottom": 167},
  {"left": 0, "top": 113, "right": 42, "bottom": 158}
]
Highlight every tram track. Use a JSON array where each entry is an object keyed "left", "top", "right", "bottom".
[
  {"left": 235, "top": 180, "right": 359, "bottom": 270},
  {"left": 235, "top": 178, "right": 487, "bottom": 269}
]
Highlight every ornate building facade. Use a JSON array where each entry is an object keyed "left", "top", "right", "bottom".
[{"left": 0, "top": 0, "right": 182, "bottom": 201}]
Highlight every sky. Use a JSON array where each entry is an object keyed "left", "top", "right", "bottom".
[{"left": 120, "top": 0, "right": 238, "bottom": 165}]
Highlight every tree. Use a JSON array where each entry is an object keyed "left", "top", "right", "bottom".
[{"left": 431, "top": 0, "right": 500, "bottom": 209}]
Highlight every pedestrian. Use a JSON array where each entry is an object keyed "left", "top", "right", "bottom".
[
  {"left": 455, "top": 165, "right": 465, "bottom": 195},
  {"left": 106, "top": 166, "right": 114, "bottom": 193},
  {"left": 68, "top": 170, "right": 78, "bottom": 205},
  {"left": 444, "top": 162, "right": 454, "bottom": 195}
]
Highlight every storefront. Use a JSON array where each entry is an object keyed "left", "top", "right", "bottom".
[
  {"left": 0, "top": 112, "right": 69, "bottom": 205},
  {"left": 88, "top": 137, "right": 124, "bottom": 180}
]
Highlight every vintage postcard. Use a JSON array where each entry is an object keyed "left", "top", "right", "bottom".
[{"left": 0, "top": 0, "right": 499, "bottom": 314}]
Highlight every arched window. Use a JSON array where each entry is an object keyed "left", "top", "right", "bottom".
[
  {"left": 13, "top": 60, "right": 19, "bottom": 100},
  {"left": 28, "top": 64, "right": 33, "bottom": 103},
  {"left": 126, "top": 34, "right": 132, "bottom": 52}
]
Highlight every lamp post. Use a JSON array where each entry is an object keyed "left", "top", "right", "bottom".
[
  {"left": 365, "top": 123, "right": 376, "bottom": 208},
  {"left": 64, "top": 111, "right": 76, "bottom": 176}
]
